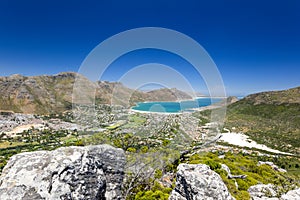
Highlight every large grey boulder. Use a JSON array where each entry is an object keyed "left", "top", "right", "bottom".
[
  {"left": 248, "top": 184, "right": 279, "bottom": 200},
  {"left": 0, "top": 144, "right": 125, "bottom": 200},
  {"left": 281, "top": 188, "right": 300, "bottom": 200},
  {"left": 169, "top": 164, "right": 235, "bottom": 200},
  {"left": 248, "top": 184, "right": 300, "bottom": 200}
]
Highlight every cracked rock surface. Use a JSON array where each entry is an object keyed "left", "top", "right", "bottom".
[
  {"left": 0, "top": 144, "right": 125, "bottom": 200},
  {"left": 169, "top": 164, "right": 235, "bottom": 200}
]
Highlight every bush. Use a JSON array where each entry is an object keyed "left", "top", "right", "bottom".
[
  {"left": 205, "top": 159, "right": 221, "bottom": 170},
  {"left": 215, "top": 169, "right": 228, "bottom": 177},
  {"left": 75, "top": 140, "right": 84, "bottom": 146},
  {"left": 154, "top": 169, "right": 163, "bottom": 179},
  {"left": 134, "top": 181, "right": 171, "bottom": 200},
  {"left": 127, "top": 147, "right": 137, "bottom": 153},
  {"left": 234, "top": 190, "right": 251, "bottom": 200},
  {"left": 162, "top": 139, "right": 170, "bottom": 146},
  {"left": 189, "top": 160, "right": 201, "bottom": 164},
  {"left": 134, "top": 190, "right": 169, "bottom": 200},
  {"left": 140, "top": 146, "right": 148, "bottom": 153},
  {"left": 236, "top": 179, "right": 249, "bottom": 191}
]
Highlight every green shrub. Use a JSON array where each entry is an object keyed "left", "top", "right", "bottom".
[
  {"left": 162, "top": 139, "right": 170, "bottom": 146},
  {"left": 234, "top": 190, "right": 251, "bottom": 200},
  {"left": 140, "top": 146, "right": 148, "bottom": 153},
  {"left": 236, "top": 179, "right": 249, "bottom": 191},
  {"left": 154, "top": 169, "right": 163, "bottom": 179},
  {"left": 215, "top": 169, "right": 228, "bottom": 177},
  {"left": 75, "top": 140, "right": 84, "bottom": 146},
  {"left": 205, "top": 159, "right": 221, "bottom": 170},
  {"left": 189, "top": 160, "right": 201, "bottom": 164},
  {"left": 189, "top": 153, "right": 201, "bottom": 161},
  {"left": 127, "top": 147, "right": 136, "bottom": 153},
  {"left": 134, "top": 190, "right": 169, "bottom": 200},
  {"left": 134, "top": 181, "right": 171, "bottom": 200}
]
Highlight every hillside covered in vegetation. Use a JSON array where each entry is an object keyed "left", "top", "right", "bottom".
[{"left": 201, "top": 86, "right": 300, "bottom": 154}]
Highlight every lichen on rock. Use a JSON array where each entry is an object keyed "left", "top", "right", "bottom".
[
  {"left": 0, "top": 144, "right": 125, "bottom": 200},
  {"left": 169, "top": 163, "right": 235, "bottom": 200}
]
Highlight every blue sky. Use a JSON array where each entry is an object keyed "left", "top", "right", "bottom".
[{"left": 0, "top": 0, "right": 299, "bottom": 96}]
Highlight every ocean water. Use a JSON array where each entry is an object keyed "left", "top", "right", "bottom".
[{"left": 131, "top": 98, "right": 223, "bottom": 113}]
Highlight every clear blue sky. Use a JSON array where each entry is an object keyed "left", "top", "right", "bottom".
[{"left": 0, "top": 0, "right": 299, "bottom": 96}]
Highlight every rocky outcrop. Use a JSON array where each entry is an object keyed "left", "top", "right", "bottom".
[
  {"left": 248, "top": 184, "right": 278, "bottom": 199},
  {"left": 169, "top": 164, "right": 234, "bottom": 200},
  {"left": 0, "top": 144, "right": 125, "bottom": 200},
  {"left": 281, "top": 188, "right": 300, "bottom": 200},
  {"left": 248, "top": 184, "right": 300, "bottom": 200}
]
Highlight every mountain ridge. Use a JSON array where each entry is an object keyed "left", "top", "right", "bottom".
[
  {"left": 243, "top": 86, "right": 300, "bottom": 105},
  {"left": 0, "top": 72, "right": 193, "bottom": 114}
]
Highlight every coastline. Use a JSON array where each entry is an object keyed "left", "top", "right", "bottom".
[
  {"left": 129, "top": 108, "right": 183, "bottom": 115},
  {"left": 135, "top": 96, "right": 226, "bottom": 104},
  {"left": 131, "top": 97, "right": 225, "bottom": 114}
]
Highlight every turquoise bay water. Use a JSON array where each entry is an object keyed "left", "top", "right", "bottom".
[{"left": 131, "top": 98, "right": 223, "bottom": 113}]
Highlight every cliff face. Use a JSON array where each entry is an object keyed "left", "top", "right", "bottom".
[
  {"left": 0, "top": 144, "right": 125, "bottom": 200},
  {"left": 0, "top": 73, "right": 192, "bottom": 114}
]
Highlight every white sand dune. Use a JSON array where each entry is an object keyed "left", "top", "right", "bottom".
[{"left": 220, "top": 132, "right": 292, "bottom": 155}]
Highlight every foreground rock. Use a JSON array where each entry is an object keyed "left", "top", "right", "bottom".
[
  {"left": 281, "top": 188, "right": 300, "bottom": 200},
  {"left": 248, "top": 184, "right": 300, "bottom": 200},
  {"left": 248, "top": 184, "right": 278, "bottom": 199},
  {"left": 0, "top": 144, "right": 125, "bottom": 200},
  {"left": 169, "top": 164, "right": 234, "bottom": 200}
]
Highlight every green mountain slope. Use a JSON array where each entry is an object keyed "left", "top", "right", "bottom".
[{"left": 224, "top": 86, "right": 300, "bottom": 154}]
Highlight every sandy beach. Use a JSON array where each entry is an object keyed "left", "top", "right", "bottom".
[{"left": 129, "top": 108, "right": 183, "bottom": 115}]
